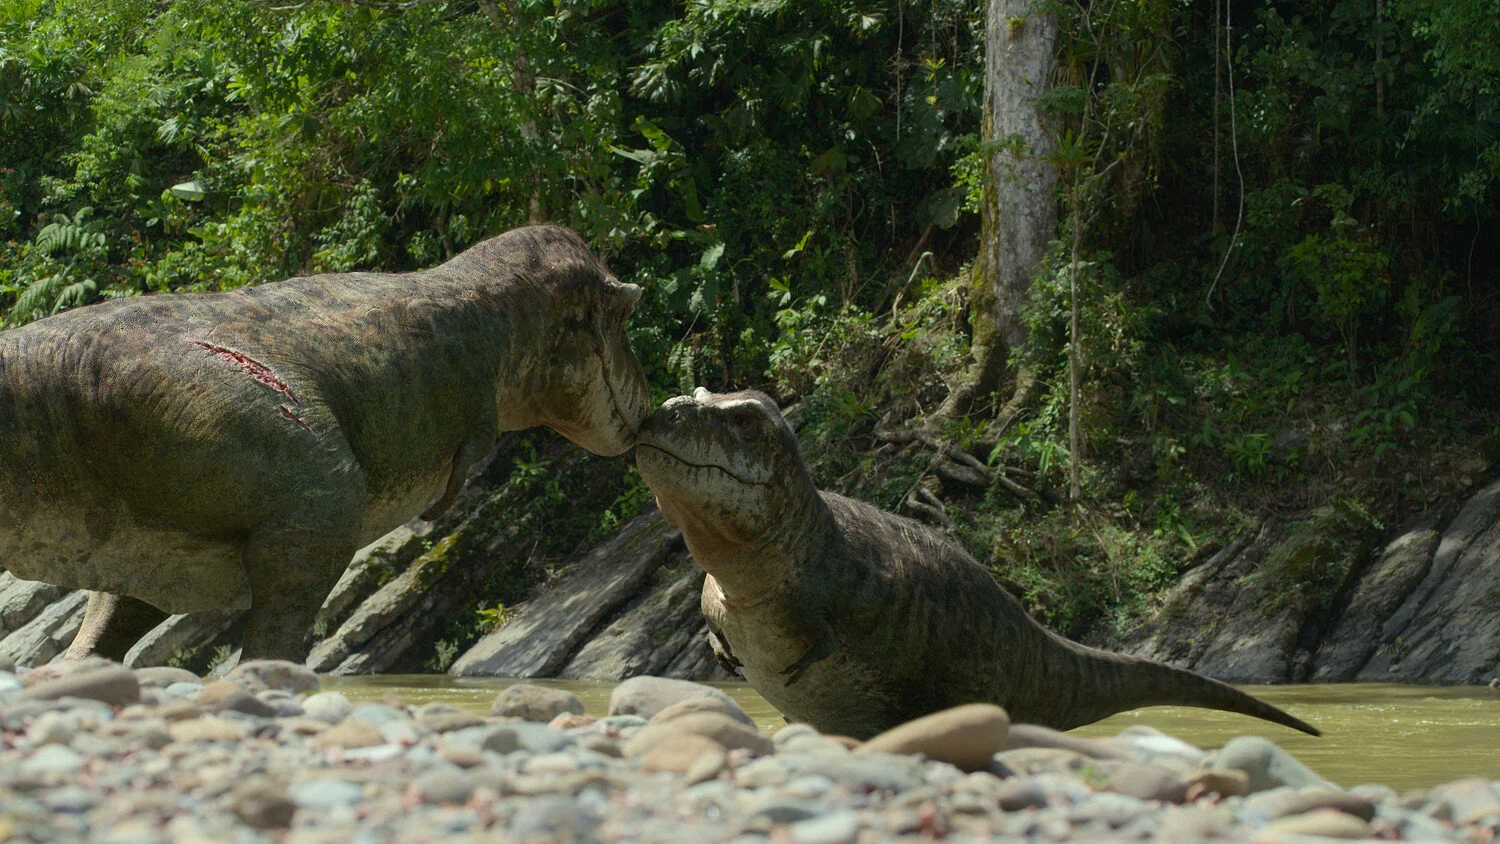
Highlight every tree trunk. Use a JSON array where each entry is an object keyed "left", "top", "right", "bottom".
[
  {"left": 936, "top": 1, "right": 1058, "bottom": 425},
  {"left": 982, "top": 2, "right": 1058, "bottom": 355}
]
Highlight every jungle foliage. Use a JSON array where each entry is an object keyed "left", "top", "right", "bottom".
[{"left": 3, "top": 0, "right": 1497, "bottom": 638}]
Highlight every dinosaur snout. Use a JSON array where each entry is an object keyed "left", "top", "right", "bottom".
[{"left": 640, "top": 394, "right": 698, "bottom": 438}]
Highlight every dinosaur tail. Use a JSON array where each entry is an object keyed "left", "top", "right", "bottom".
[{"left": 1023, "top": 632, "right": 1320, "bottom": 736}]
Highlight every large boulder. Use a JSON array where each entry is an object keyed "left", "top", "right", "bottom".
[
  {"left": 449, "top": 512, "right": 682, "bottom": 677},
  {"left": 0, "top": 589, "right": 88, "bottom": 668}
]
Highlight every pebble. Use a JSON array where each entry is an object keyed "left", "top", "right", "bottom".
[
  {"left": 132, "top": 666, "right": 201, "bottom": 687},
  {"left": 1187, "top": 768, "right": 1251, "bottom": 799},
  {"left": 22, "top": 743, "right": 84, "bottom": 775},
  {"left": 18, "top": 666, "right": 140, "bottom": 706},
  {"left": 607, "top": 675, "right": 741, "bottom": 720},
  {"left": 0, "top": 666, "right": 1491, "bottom": 844},
  {"left": 318, "top": 718, "right": 386, "bottom": 749},
  {"left": 223, "top": 659, "right": 319, "bottom": 694},
  {"left": 1258, "top": 808, "right": 1373, "bottom": 838},
  {"left": 1211, "top": 735, "right": 1335, "bottom": 792},
  {"left": 167, "top": 716, "right": 246, "bottom": 743},
  {"left": 291, "top": 779, "right": 364, "bottom": 810},
  {"left": 648, "top": 694, "right": 754, "bottom": 727},
  {"left": 639, "top": 733, "right": 726, "bottom": 774},
  {"left": 197, "top": 681, "right": 277, "bottom": 718},
  {"left": 416, "top": 702, "right": 485, "bottom": 733},
  {"left": 625, "top": 711, "right": 774, "bottom": 757},
  {"left": 855, "top": 703, "right": 1009, "bottom": 772},
  {"left": 232, "top": 777, "right": 296, "bottom": 829},
  {"left": 413, "top": 768, "right": 475, "bottom": 805},
  {"left": 301, "top": 691, "right": 354, "bottom": 724},
  {"left": 161, "top": 681, "right": 204, "bottom": 700},
  {"left": 490, "top": 683, "right": 584, "bottom": 722},
  {"left": 789, "top": 809, "right": 861, "bottom": 844}
]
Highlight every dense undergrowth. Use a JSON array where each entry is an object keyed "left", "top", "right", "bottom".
[{"left": 3, "top": 0, "right": 1498, "bottom": 648}]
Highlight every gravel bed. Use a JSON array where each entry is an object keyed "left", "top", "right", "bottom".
[{"left": 1, "top": 659, "right": 1496, "bottom": 842}]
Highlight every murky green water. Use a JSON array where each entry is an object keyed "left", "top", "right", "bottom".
[{"left": 325, "top": 676, "right": 1500, "bottom": 791}]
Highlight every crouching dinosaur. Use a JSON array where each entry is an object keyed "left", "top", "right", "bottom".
[
  {"left": 635, "top": 388, "right": 1319, "bottom": 740},
  {"left": 0, "top": 225, "right": 652, "bottom": 662}
]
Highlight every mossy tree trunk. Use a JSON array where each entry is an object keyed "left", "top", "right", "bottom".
[{"left": 937, "top": 0, "right": 1058, "bottom": 426}]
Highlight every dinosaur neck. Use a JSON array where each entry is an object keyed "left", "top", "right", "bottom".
[{"left": 674, "top": 484, "right": 836, "bottom": 606}]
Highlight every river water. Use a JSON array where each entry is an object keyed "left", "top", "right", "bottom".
[{"left": 325, "top": 676, "right": 1500, "bottom": 791}]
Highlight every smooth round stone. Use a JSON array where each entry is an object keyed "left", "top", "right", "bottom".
[
  {"left": 639, "top": 734, "right": 726, "bottom": 774},
  {"left": 120, "top": 718, "right": 172, "bottom": 750},
  {"left": 856, "top": 704, "right": 1009, "bottom": 773},
  {"left": 608, "top": 676, "right": 741, "bottom": 721},
  {"left": 18, "top": 666, "right": 140, "bottom": 707},
  {"left": 1186, "top": 769, "right": 1251, "bottom": 799},
  {"left": 302, "top": 692, "right": 354, "bottom": 725},
  {"left": 625, "top": 712, "right": 773, "bottom": 758},
  {"left": 648, "top": 695, "right": 753, "bottom": 728},
  {"left": 548, "top": 713, "right": 596, "bottom": 730},
  {"left": 1004, "top": 723, "right": 1130, "bottom": 760},
  {"left": 507, "top": 794, "right": 599, "bottom": 840},
  {"left": 161, "top": 682, "right": 205, "bottom": 700},
  {"left": 801, "top": 754, "right": 926, "bottom": 793},
  {"left": 490, "top": 684, "right": 584, "bottom": 723},
  {"left": 232, "top": 777, "right": 296, "bottom": 829},
  {"left": 525, "top": 752, "right": 583, "bottom": 775},
  {"left": 223, "top": 660, "right": 318, "bottom": 695},
  {"left": 434, "top": 746, "right": 483, "bottom": 770},
  {"left": 1427, "top": 777, "right": 1500, "bottom": 825},
  {"left": 167, "top": 716, "right": 247, "bottom": 743},
  {"left": 21, "top": 744, "right": 84, "bottom": 776},
  {"left": 347, "top": 703, "right": 409, "bottom": 727},
  {"left": 746, "top": 797, "right": 822, "bottom": 824},
  {"left": 773, "top": 723, "right": 822, "bottom": 746},
  {"left": 779, "top": 735, "right": 852, "bottom": 757},
  {"left": 579, "top": 735, "right": 622, "bottom": 758},
  {"left": 291, "top": 779, "right": 364, "bottom": 810},
  {"left": 0, "top": 671, "right": 21, "bottom": 702},
  {"left": 1259, "top": 808, "right": 1372, "bottom": 839},
  {"left": 1094, "top": 760, "right": 1189, "bottom": 803},
  {"left": 132, "top": 667, "right": 201, "bottom": 688},
  {"left": 41, "top": 784, "right": 99, "bottom": 813},
  {"left": 27, "top": 711, "right": 77, "bottom": 746},
  {"left": 1248, "top": 786, "right": 1377, "bottom": 822},
  {"left": 414, "top": 768, "right": 475, "bottom": 805},
  {"left": 377, "top": 719, "right": 424, "bottom": 746},
  {"left": 481, "top": 722, "right": 575, "bottom": 755},
  {"left": 198, "top": 682, "right": 277, "bottom": 718},
  {"left": 593, "top": 715, "right": 648, "bottom": 735},
  {"left": 787, "top": 810, "right": 861, "bottom": 844},
  {"left": 318, "top": 719, "right": 385, "bottom": 750},
  {"left": 781, "top": 774, "right": 837, "bottom": 799},
  {"left": 1110, "top": 725, "right": 1207, "bottom": 769},
  {"left": 416, "top": 703, "right": 484, "bottom": 733},
  {"left": 1156, "top": 806, "right": 1233, "bottom": 840},
  {"left": 1209, "top": 736, "right": 1333, "bottom": 792}
]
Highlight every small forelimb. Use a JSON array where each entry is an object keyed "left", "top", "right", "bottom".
[{"left": 780, "top": 621, "right": 837, "bottom": 687}]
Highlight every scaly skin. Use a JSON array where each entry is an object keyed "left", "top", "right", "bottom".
[
  {"left": 636, "top": 388, "right": 1319, "bottom": 740},
  {"left": 0, "top": 225, "right": 652, "bottom": 662}
]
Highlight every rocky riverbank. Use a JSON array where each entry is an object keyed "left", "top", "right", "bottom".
[{"left": 1, "top": 659, "right": 1496, "bottom": 842}]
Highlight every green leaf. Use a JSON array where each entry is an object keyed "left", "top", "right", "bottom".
[
  {"left": 699, "top": 241, "right": 725, "bottom": 270},
  {"left": 169, "top": 181, "right": 206, "bottom": 201}
]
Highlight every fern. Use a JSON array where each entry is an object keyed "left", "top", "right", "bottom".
[
  {"left": 35, "top": 208, "right": 104, "bottom": 255},
  {"left": 8, "top": 273, "right": 62, "bottom": 325}
]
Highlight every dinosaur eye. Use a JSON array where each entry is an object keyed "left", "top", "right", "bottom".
[{"left": 729, "top": 417, "right": 761, "bottom": 442}]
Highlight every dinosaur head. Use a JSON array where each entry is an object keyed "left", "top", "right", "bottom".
[
  {"left": 636, "top": 388, "right": 815, "bottom": 549},
  {"left": 500, "top": 226, "right": 652, "bottom": 456}
]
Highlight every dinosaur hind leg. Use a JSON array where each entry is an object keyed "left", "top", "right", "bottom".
[{"left": 65, "top": 592, "right": 170, "bottom": 662}]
